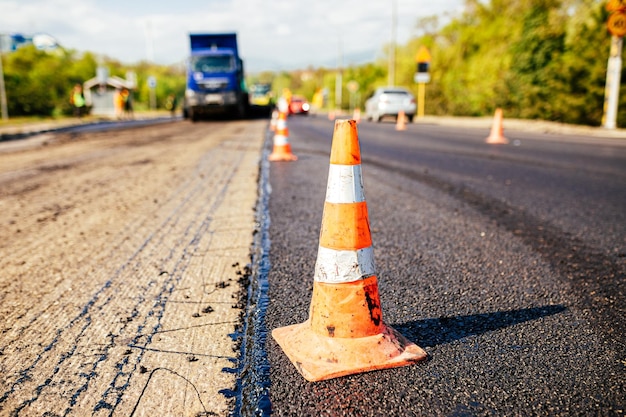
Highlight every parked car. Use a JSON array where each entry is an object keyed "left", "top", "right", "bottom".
[
  {"left": 364, "top": 87, "right": 416, "bottom": 122},
  {"left": 289, "top": 95, "right": 310, "bottom": 115}
]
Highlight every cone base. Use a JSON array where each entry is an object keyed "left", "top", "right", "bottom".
[
  {"left": 272, "top": 319, "right": 427, "bottom": 382},
  {"left": 268, "top": 152, "right": 298, "bottom": 161},
  {"left": 486, "top": 134, "right": 509, "bottom": 144}
]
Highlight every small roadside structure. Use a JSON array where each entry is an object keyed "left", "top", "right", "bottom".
[{"left": 83, "top": 68, "right": 136, "bottom": 118}]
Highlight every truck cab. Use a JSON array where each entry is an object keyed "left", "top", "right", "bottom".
[{"left": 184, "top": 33, "right": 249, "bottom": 121}]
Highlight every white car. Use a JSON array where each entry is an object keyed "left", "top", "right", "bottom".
[{"left": 365, "top": 87, "right": 416, "bottom": 123}]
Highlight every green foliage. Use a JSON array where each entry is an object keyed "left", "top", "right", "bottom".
[
  {"left": 559, "top": 1, "right": 616, "bottom": 125},
  {"left": 131, "top": 61, "right": 186, "bottom": 110},
  {"left": 412, "top": 0, "right": 624, "bottom": 126},
  {"left": 275, "top": 0, "right": 622, "bottom": 127},
  {"left": 0, "top": 45, "right": 185, "bottom": 118},
  {"left": 3, "top": 46, "right": 61, "bottom": 116},
  {"left": 347, "top": 63, "right": 386, "bottom": 105},
  {"left": 505, "top": 0, "right": 568, "bottom": 120},
  {"left": 1, "top": 1, "right": 623, "bottom": 126}
]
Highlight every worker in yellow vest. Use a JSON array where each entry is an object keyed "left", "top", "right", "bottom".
[{"left": 70, "top": 84, "right": 86, "bottom": 118}]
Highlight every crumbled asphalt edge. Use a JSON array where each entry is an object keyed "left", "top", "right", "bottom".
[
  {"left": 0, "top": 117, "right": 179, "bottom": 142},
  {"left": 228, "top": 128, "right": 273, "bottom": 417}
]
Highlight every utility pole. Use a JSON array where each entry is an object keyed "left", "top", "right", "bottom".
[
  {"left": 603, "top": 2, "right": 626, "bottom": 129},
  {"left": 388, "top": 0, "right": 397, "bottom": 87},
  {"left": 414, "top": 46, "right": 432, "bottom": 120},
  {"left": 336, "top": 33, "right": 343, "bottom": 113},
  {"left": 602, "top": 35, "right": 623, "bottom": 129},
  {"left": 0, "top": 39, "right": 8, "bottom": 121}
]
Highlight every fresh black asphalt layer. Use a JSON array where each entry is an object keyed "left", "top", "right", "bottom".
[{"left": 263, "top": 117, "right": 625, "bottom": 416}]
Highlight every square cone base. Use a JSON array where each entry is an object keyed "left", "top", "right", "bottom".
[
  {"left": 268, "top": 145, "right": 298, "bottom": 161},
  {"left": 272, "top": 319, "right": 428, "bottom": 382},
  {"left": 268, "top": 152, "right": 298, "bottom": 161}
]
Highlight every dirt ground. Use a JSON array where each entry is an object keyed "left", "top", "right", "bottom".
[{"left": 0, "top": 120, "right": 266, "bottom": 416}]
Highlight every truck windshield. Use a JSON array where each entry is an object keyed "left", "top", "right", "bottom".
[
  {"left": 252, "top": 84, "right": 271, "bottom": 95},
  {"left": 191, "top": 55, "right": 234, "bottom": 72}
]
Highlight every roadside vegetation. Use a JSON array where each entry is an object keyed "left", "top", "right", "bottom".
[
  {"left": 1, "top": 0, "right": 624, "bottom": 127},
  {"left": 252, "top": 0, "right": 625, "bottom": 127},
  {"left": 0, "top": 46, "right": 185, "bottom": 119}
]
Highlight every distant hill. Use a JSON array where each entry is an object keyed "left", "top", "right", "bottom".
[{"left": 246, "top": 47, "right": 380, "bottom": 73}]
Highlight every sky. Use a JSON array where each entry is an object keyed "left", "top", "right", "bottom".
[{"left": 1, "top": 0, "right": 466, "bottom": 73}]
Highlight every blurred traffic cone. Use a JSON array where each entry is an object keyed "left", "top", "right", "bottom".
[
  {"left": 268, "top": 111, "right": 298, "bottom": 161},
  {"left": 270, "top": 109, "right": 278, "bottom": 132},
  {"left": 353, "top": 108, "right": 361, "bottom": 124},
  {"left": 396, "top": 111, "right": 406, "bottom": 131},
  {"left": 328, "top": 110, "right": 336, "bottom": 121},
  {"left": 272, "top": 119, "right": 427, "bottom": 382},
  {"left": 485, "top": 108, "right": 509, "bottom": 144}
]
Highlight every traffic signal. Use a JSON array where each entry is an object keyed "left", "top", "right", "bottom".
[{"left": 417, "top": 62, "right": 429, "bottom": 73}]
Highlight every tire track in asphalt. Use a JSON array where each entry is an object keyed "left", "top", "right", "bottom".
[
  {"left": 94, "top": 145, "right": 246, "bottom": 415},
  {"left": 0, "top": 130, "right": 218, "bottom": 341},
  {"left": 0, "top": 125, "right": 256, "bottom": 415},
  {"left": 0, "top": 144, "right": 216, "bottom": 409},
  {"left": 2, "top": 152, "right": 216, "bottom": 413}
]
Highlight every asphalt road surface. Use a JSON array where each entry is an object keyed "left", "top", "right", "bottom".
[
  {"left": 0, "top": 119, "right": 265, "bottom": 416},
  {"left": 1, "top": 115, "right": 624, "bottom": 416},
  {"left": 265, "top": 116, "right": 625, "bottom": 416}
]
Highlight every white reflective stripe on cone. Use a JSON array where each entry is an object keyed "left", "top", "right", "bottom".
[
  {"left": 273, "top": 134, "right": 289, "bottom": 146},
  {"left": 314, "top": 245, "right": 376, "bottom": 283},
  {"left": 325, "top": 164, "right": 365, "bottom": 204}
]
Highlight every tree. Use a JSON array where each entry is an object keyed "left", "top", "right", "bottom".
[
  {"left": 559, "top": 1, "right": 616, "bottom": 125},
  {"left": 4, "top": 46, "right": 58, "bottom": 116},
  {"left": 505, "top": 0, "right": 569, "bottom": 120}
]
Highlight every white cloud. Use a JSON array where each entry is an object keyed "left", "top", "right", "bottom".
[{"left": 0, "top": 0, "right": 464, "bottom": 72}]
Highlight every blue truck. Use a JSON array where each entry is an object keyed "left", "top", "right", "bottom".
[{"left": 183, "top": 33, "right": 249, "bottom": 121}]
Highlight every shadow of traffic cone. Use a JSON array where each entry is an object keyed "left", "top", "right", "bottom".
[
  {"left": 396, "top": 110, "right": 406, "bottom": 131},
  {"left": 485, "top": 108, "right": 509, "bottom": 144},
  {"left": 272, "top": 119, "right": 427, "bottom": 382},
  {"left": 353, "top": 108, "right": 361, "bottom": 124},
  {"left": 268, "top": 110, "right": 298, "bottom": 161}
]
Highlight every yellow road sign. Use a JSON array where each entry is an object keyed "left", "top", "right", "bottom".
[
  {"left": 608, "top": 11, "right": 626, "bottom": 37},
  {"left": 415, "top": 46, "right": 432, "bottom": 63}
]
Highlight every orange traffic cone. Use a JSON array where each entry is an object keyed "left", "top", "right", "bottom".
[
  {"left": 268, "top": 111, "right": 298, "bottom": 161},
  {"left": 272, "top": 119, "right": 427, "bottom": 382},
  {"left": 486, "top": 108, "right": 509, "bottom": 144},
  {"left": 269, "top": 109, "right": 278, "bottom": 132},
  {"left": 396, "top": 110, "right": 406, "bottom": 131},
  {"left": 353, "top": 108, "right": 361, "bottom": 124},
  {"left": 328, "top": 110, "right": 336, "bottom": 121}
]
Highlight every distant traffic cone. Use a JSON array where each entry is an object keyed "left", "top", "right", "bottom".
[
  {"left": 272, "top": 119, "right": 427, "bottom": 382},
  {"left": 396, "top": 110, "right": 406, "bottom": 131},
  {"left": 485, "top": 108, "right": 509, "bottom": 144},
  {"left": 353, "top": 108, "right": 361, "bottom": 124},
  {"left": 268, "top": 111, "right": 298, "bottom": 161},
  {"left": 270, "top": 109, "right": 278, "bottom": 132},
  {"left": 328, "top": 110, "right": 336, "bottom": 121}
]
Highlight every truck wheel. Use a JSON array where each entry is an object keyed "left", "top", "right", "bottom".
[
  {"left": 236, "top": 102, "right": 247, "bottom": 119},
  {"left": 190, "top": 109, "right": 199, "bottom": 122}
]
